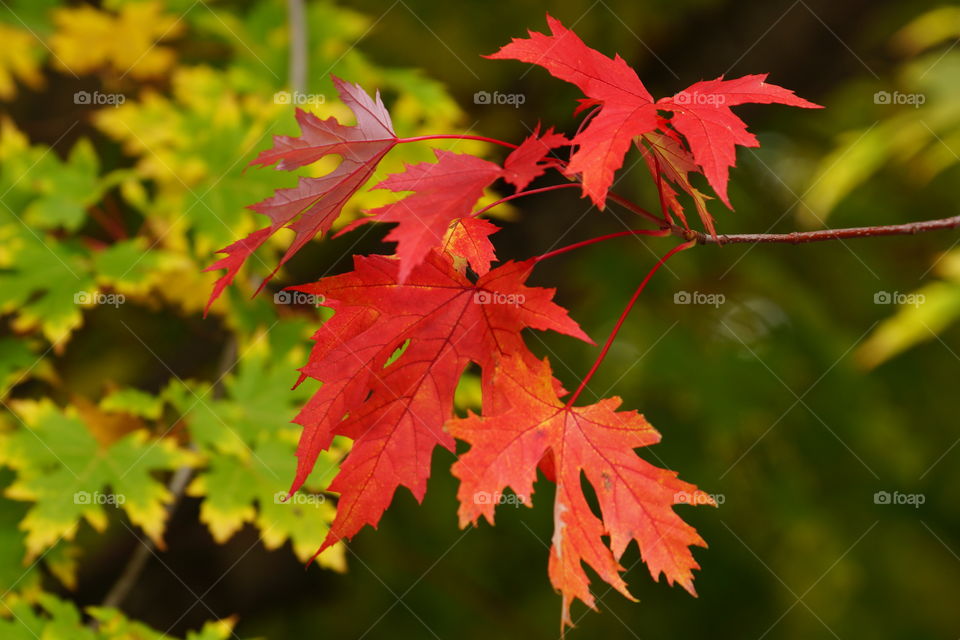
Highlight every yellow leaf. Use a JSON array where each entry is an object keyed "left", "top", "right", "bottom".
[
  {"left": 50, "top": 1, "right": 183, "bottom": 79},
  {"left": 0, "top": 25, "right": 44, "bottom": 100}
]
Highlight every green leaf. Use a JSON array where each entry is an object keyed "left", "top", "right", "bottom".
[
  {"left": 0, "top": 594, "right": 238, "bottom": 640},
  {"left": 99, "top": 388, "right": 163, "bottom": 420},
  {"left": 23, "top": 139, "right": 103, "bottom": 232},
  {"left": 0, "top": 231, "right": 95, "bottom": 346},
  {"left": 188, "top": 437, "right": 344, "bottom": 568},
  {"left": 171, "top": 322, "right": 343, "bottom": 567},
  {"left": 857, "top": 280, "right": 960, "bottom": 368},
  {"left": 0, "top": 337, "right": 42, "bottom": 399},
  {"left": 0, "top": 400, "right": 195, "bottom": 559},
  {"left": 92, "top": 237, "right": 172, "bottom": 294}
]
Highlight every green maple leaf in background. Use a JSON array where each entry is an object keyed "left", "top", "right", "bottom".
[
  {"left": 0, "top": 593, "right": 239, "bottom": 640},
  {"left": 0, "top": 400, "right": 195, "bottom": 559},
  {"left": 0, "top": 232, "right": 95, "bottom": 346},
  {"left": 167, "top": 322, "right": 346, "bottom": 569},
  {"left": 0, "top": 337, "right": 48, "bottom": 399},
  {"left": 187, "top": 437, "right": 343, "bottom": 568}
]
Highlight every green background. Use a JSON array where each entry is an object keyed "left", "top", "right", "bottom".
[{"left": 2, "top": 0, "right": 959, "bottom": 638}]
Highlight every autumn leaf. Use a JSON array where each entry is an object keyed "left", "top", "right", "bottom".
[
  {"left": 442, "top": 216, "right": 500, "bottom": 276},
  {"left": 489, "top": 15, "right": 820, "bottom": 232},
  {"left": 205, "top": 76, "right": 398, "bottom": 312},
  {"left": 287, "top": 250, "right": 591, "bottom": 554},
  {"left": 50, "top": 1, "right": 183, "bottom": 79},
  {"left": 344, "top": 150, "right": 504, "bottom": 282},
  {"left": 502, "top": 127, "right": 568, "bottom": 191},
  {"left": 638, "top": 129, "right": 716, "bottom": 234},
  {"left": 488, "top": 14, "right": 659, "bottom": 207},
  {"left": 657, "top": 74, "right": 821, "bottom": 207},
  {"left": 0, "top": 24, "right": 44, "bottom": 100},
  {"left": 449, "top": 356, "right": 712, "bottom": 628}
]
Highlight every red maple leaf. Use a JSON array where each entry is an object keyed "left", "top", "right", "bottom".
[
  {"left": 343, "top": 150, "right": 504, "bottom": 282},
  {"left": 204, "top": 76, "right": 397, "bottom": 312},
  {"left": 638, "top": 129, "right": 715, "bottom": 234},
  {"left": 287, "top": 250, "right": 592, "bottom": 552},
  {"left": 502, "top": 126, "right": 568, "bottom": 191},
  {"left": 449, "top": 355, "right": 712, "bottom": 628},
  {"left": 211, "top": 15, "right": 825, "bottom": 629},
  {"left": 442, "top": 216, "right": 500, "bottom": 276},
  {"left": 489, "top": 15, "right": 820, "bottom": 233},
  {"left": 657, "top": 75, "right": 820, "bottom": 207},
  {"left": 488, "top": 15, "right": 659, "bottom": 207}
]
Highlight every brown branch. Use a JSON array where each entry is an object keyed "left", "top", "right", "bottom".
[
  {"left": 689, "top": 214, "right": 960, "bottom": 245},
  {"left": 287, "top": 0, "right": 308, "bottom": 95},
  {"left": 604, "top": 188, "right": 960, "bottom": 246},
  {"left": 97, "top": 338, "right": 238, "bottom": 613}
]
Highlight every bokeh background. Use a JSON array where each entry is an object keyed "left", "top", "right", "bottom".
[{"left": 1, "top": 0, "right": 959, "bottom": 638}]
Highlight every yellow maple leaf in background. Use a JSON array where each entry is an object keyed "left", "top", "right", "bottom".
[
  {"left": 50, "top": 1, "right": 183, "bottom": 79},
  {"left": 0, "top": 24, "right": 44, "bottom": 100}
]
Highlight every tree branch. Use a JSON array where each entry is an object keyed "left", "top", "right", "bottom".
[
  {"left": 687, "top": 214, "right": 960, "bottom": 245},
  {"left": 287, "top": 0, "right": 308, "bottom": 95},
  {"left": 604, "top": 184, "right": 960, "bottom": 246},
  {"left": 98, "top": 338, "right": 238, "bottom": 612}
]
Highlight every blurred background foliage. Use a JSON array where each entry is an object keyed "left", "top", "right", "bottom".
[{"left": 0, "top": 0, "right": 958, "bottom": 638}]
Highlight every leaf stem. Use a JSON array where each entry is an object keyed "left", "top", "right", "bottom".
[
  {"left": 605, "top": 190, "right": 668, "bottom": 228},
  {"left": 652, "top": 154, "right": 672, "bottom": 225},
  {"left": 396, "top": 134, "right": 519, "bottom": 149},
  {"left": 534, "top": 228, "right": 671, "bottom": 263},
  {"left": 565, "top": 240, "right": 695, "bottom": 408},
  {"left": 472, "top": 183, "right": 581, "bottom": 218}
]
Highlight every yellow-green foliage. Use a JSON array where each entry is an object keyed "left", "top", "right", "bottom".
[{"left": 0, "top": 0, "right": 478, "bottom": 635}]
